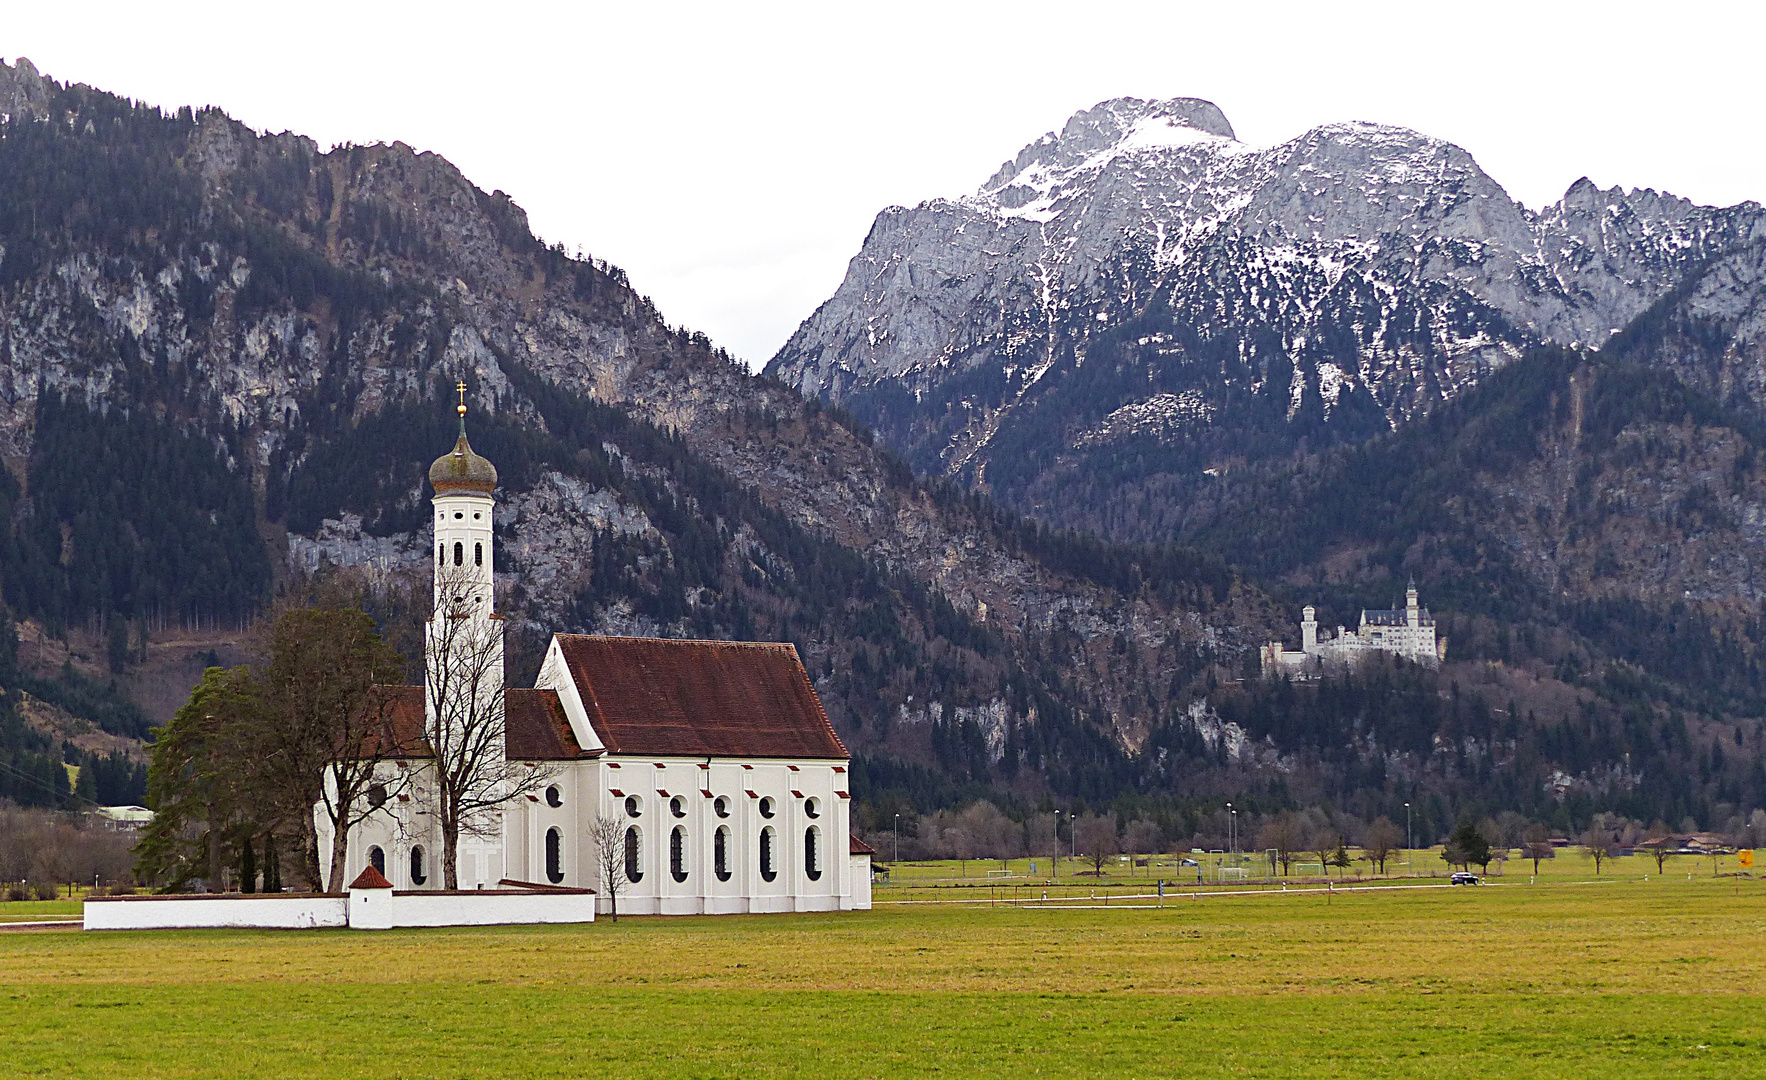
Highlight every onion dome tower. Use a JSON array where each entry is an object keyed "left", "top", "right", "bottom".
[
  {"left": 430, "top": 382, "right": 498, "bottom": 616},
  {"left": 425, "top": 383, "right": 506, "bottom": 886}
]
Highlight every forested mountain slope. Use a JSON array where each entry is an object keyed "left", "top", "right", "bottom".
[{"left": 0, "top": 60, "right": 1263, "bottom": 811}]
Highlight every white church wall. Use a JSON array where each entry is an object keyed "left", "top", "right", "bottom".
[{"left": 578, "top": 755, "right": 854, "bottom": 915}]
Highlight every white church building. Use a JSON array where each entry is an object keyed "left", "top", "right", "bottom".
[
  {"left": 1261, "top": 581, "right": 1444, "bottom": 677},
  {"left": 316, "top": 399, "right": 873, "bottom": 914}
]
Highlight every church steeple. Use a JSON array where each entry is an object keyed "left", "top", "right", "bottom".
[{"left": 429, "top": 387, "right": 498, "bottom": 617}]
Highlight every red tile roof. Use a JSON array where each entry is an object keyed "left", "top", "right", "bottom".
[
  {"left": 505, "top": 688, "right": 591, "bottom": 760},
  {"left": 358, "top": 685, "right": 431, "bottom": 758},
  {"left": 850, "top": 835, "right": 876, "bottom": 856},
  {"left": 349, "top": 865, "right": 394, "bottom": 889},
  {"left": 554, "top": 635, "right": 847, "bottom": 760},
  {"left": 355, "top": 687, "right": 591, "bottom": 762}
]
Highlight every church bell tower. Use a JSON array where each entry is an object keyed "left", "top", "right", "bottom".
[
  {"left": 429, "top": 383, "right": 498, "bottom": 620},
  {"left": 426, "top": 384, "right": 504, "bottom": 738}
]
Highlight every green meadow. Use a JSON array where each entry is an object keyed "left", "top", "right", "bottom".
[{"left": 2, "top": 870, "right": 1762, "bottom": 1078}]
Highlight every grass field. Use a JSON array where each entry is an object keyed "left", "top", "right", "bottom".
[{"left": 2, "top": 868, "right": 1762, "bottom": 1078}]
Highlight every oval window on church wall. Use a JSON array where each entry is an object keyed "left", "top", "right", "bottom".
[
  {"left": 759, "top": 826, "right": 777, "bottom": 882},
  {"left": 624, "top": 826, "right": 643, "bottom": 883},
  {"left": 670, "top": 826, "right": 688, "bottom": 883},
  {"left": 410, "top": 846, "right": 427, "bottom": 886}
]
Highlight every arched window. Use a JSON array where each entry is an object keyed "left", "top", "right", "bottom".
[
  {"left": 546, "top": 827, "right": 564, "bottom": 884},
  {"left": 805, "top": 826, "right": 822, "bottom": 881},
  {"left": 545, "top": 785, "right": 562, "bottom": 808},
  {"left": 714, "top": 826, "right": 731, "bottom": 881},
  {"left": 437, "top": 544, "right": 444, "bottom": 566},
  {"left": 759, "top": 796, "right": 776, "bottom": 819},
  {"left": 670, "top": 825, "right": 688, "bottom": 882},
  {"left": 759, "top": 826, "right": 777, "bottom": 882},
  {"left": 670, "top": 796, "right": 686, "bottom": 818},
  {"left": 453, "top": 541, "right": 463, "bottom": 566},
  {"left": 368, "top": 846, "right": 385, "bottom": 875},
  {"left": 474, "top": 542, "right": 483, "bottom": 567},
  {"left": 409, "top": 846, "right": 426, "bottom": 886},
  {"left": 624, "top": 826, "right": 643, "bottom": 883}
]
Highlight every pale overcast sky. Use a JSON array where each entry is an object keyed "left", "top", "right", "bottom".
[{"left": 9, "top": 2, "right": 1763, "bottom": 367}]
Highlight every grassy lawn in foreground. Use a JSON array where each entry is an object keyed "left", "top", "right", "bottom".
[{"left": 2, "top": 877, "right": 1761, "bottom": 1078}]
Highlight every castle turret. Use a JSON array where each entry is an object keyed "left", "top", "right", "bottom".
[
  {"left": 1301, "top": 605, "right": 1318, "bottom": 653},
  {"left": 1406, "top": 578, "right": 1420, "bottom": 627}
]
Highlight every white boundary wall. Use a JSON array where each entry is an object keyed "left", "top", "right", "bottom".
[
  {"left": 351, "top": 888, "right": 597, "bottom": 929},
  {"left": 84, "top": 894, "right": 347, "bottom": 931},
  {"left": 85, "top": 888, "right": 596, "bottom": 931}
]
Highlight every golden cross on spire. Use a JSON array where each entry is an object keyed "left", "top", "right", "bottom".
[{"left": 456, "top": 379, "right": 468, "bottom": 417}]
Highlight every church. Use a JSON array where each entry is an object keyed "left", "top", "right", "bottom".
[
  {"left": 1261, "top": 581, "right": 1444, "bottom": 677},
  {"left": 316, "top": 396, "right": 872, "bottom": 914}
]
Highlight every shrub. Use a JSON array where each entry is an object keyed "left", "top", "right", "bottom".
[
  {"left": 31, "top": 881, "right": 60, "bottom": 900},
  {"left": 4, "top": 882, "right": 28, "bottom": 901}
]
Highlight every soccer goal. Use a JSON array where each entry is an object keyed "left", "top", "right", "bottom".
[{"left": 1215, "top": 866, "right": 1248, "bottom": 882}]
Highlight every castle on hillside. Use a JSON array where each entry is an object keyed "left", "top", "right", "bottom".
[{"left": 1260, "top": 581, "right": 1445, "bottom": 677}]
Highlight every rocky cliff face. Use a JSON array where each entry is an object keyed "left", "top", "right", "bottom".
[{"left": 767, "top": 96, "right": 1766, "bottom": 518}]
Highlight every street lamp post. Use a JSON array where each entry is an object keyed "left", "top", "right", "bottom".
[
  {"left": 1405, "top": 802, "right": 1412, "bottom": 875},
  {"left": 894, "top": 813, "right": 900, "bottom": 866},
  {"left": 1054, "top": 810, "right": 1062, "bottom": 879},
  {"left": 1226, "top": 801, "right": 1235, "bottom": 858}
]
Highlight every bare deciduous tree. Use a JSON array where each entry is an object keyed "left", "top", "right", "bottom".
[
  {"left": 1310, "top": 827, "right": 1342, "bottom": 879},
  {"left": 1523, "top": 823, "right": 1555, "bottom": 874},
  {"left": 261, "top": 608, "right": 410, "bottom": 892},
  {"left": 426, "top": 565, "right": 552, "bottom": 889},
  {"left": 1640, "top": 832, "right": 1676, "bottom": 873},
  {"left": 1363, "top": 817, "right": 1403, "bottom": 875},
  {"left": 1075, "top": 814, "right": 1119, "bottom": 876},
  {"left": 1580, "top": 823, "right": 1616, "bottom": 875},
  {"left": 1124, "top": 819, "right": 1162, "bottom": 875},
  {"left": 1257, "top": 813, "right": 1307, "bottom": 875},
  {"left": 589, "top": 813, "right": 631, "bottom": 920}
]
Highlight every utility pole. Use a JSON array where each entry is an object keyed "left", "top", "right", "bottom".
[
  {"left": 1054, "top": 810, "right": 1062, "bottom": 879},
  {"left": 1226, "top": 801, "right": 1235, "bottom": 858},
  {"left": 893, "top": 813, "right": 900, "bottom": 865}
]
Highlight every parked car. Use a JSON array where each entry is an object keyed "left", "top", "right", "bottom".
[{"left": 1450, "top": 871, "right": 1481, "bottom": 885}]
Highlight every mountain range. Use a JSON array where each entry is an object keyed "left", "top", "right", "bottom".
[{"left": 0, "top": 66, "right": 1756, "bottom": 840}]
